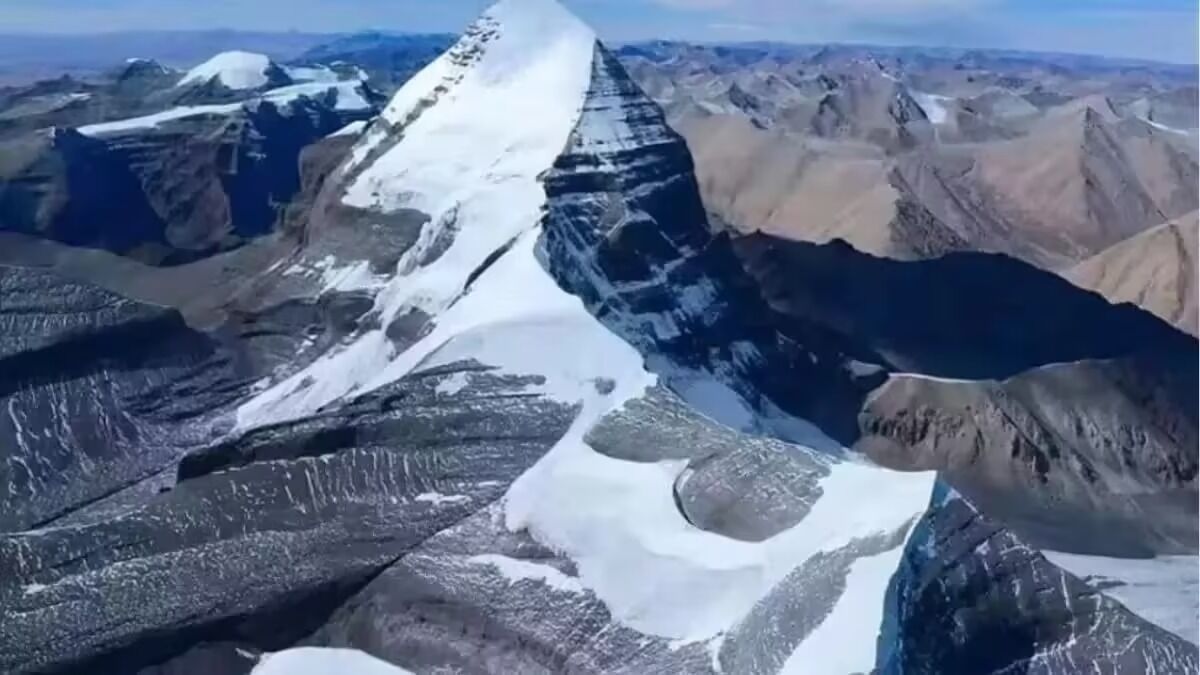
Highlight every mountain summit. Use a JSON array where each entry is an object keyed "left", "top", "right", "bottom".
[{"left": 177, "top": 50, "right": 291, "bottom": 90}]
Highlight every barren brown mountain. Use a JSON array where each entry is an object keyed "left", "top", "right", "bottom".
[
  {"left": 628, "top": 44, "right": 1200, "bottom": 273},
  {"left": 1066, "top": 212, "right": 1199, "bottom": 336},
  {"left": 969, "top": 105, "right": 1198, "bottom": 265}
]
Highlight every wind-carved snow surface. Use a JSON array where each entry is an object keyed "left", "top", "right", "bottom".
[
  {"left": 508, "top": 441, "right": 929, "bottom": 647},
  {"left": 178, "top": 50, "right": 274, "bottom": 89},
  {"left": 234, "top": 1, "right": 936, "bottom": 669}
]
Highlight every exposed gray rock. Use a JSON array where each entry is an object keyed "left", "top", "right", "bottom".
[
  {"left": 540, "top": 44, "right": 879, "bottom": 443},
  {"left": 0, "top": 266, "right": 245, "bottom": 532},
  {"left": 859, "top": 357, "right": 1198, "bottom": 556},
  {"left": 0, "top": 363, "right": 574, "bottom": 674},
  {"left": 878, "top": 486, "right": 1200, "bottom": 674},
  {"left": 308, "top": 504, "right": 715, "bottom": 675},
  {"left": 718, "top": 528, "right": 910, "bottom": 674},
  {"left": 586, "top": 385, "right": 828, "bottom": 541},
  {"left": 0, "top": 93, "right": 378, "bottom": 266}
]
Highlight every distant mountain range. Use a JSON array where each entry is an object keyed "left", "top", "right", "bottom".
[
  {"left": 2, "top": 28, "right": 1195, "bottom": 84},
  {"left": 0, "top": 30, "right": 452, "bottom": 85},
  {"left": 619, "top": 40, "right": 1199, "bottom": 334}
]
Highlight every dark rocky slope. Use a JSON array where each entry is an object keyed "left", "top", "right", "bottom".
[
  {"left": 860, "top": 356, "right": 1198, "bottom": 556},
  {"left": 541, "top": 45, "right": 880, "bottom": 442},
  {"left": 880, "top": 486, "right": 1198, "bottom": 674},
  {"left": 0, "top": 97, "right": 369, "bottom": 265},
  {"left": 734, "top": 234, "right": 1198, "bottom": 556},
  {"left": 0, "top": 266, "right": 245, "bottom": 532},
  {"left": 0, "top": 363, "right": 574, "bottom": 674}
]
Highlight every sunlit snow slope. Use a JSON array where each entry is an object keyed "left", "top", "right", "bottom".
[{"left": 178, "top": 50, "right": 276, "bottom": 89}]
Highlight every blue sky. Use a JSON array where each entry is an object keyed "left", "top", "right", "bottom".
[{"left": 2, "top": 0, "right": 1196, "bottom": 63}]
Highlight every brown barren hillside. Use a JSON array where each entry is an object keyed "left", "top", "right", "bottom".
[{"left": 1066, "top": 212, "right": 1199, "bottom": 336}]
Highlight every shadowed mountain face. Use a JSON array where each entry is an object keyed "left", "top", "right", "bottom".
[
  {"left": 0, "top": 3, "right": 1196, "bottom": 674},
  {"left": 881, "top": 486, "right": 1198, "bottom": 674},
  {"left": 0, "top": 99, "right": 376, "bottom": 265},
  {"left": 733, "top": 232, "right": 1197, "bottom": 556},
  {"left": 0, "top": 52, "right": 384, "bottom": 265},
  {"left": 734, "top": 235, "right": 1195, "bottom": 380}
]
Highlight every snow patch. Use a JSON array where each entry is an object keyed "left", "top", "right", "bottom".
[
  {"left": 1045, "top": 552, "right": 1199, "bottom": 644},
  {"left": 414, "top": 491, "right": 471, "bottom": 506},
  {"left": 251, "top": 647, "right": 414, "bottom": 675},
  {"left": 1140, "top": 116, "right": 1192, "bottom": 135},
  {"left": 327, "top": 120, "right": 368, "bottom": 138},
  {"left": 319, "top": 258, "right": 383, "bottom": 292},
  {"left": 77, "top": 102, "right": 243, "bottom": 135},
  {"left": 468, "top": 553, "right": 587, "bottom": 594},
  {"left": 179, "top": 51, "right": 274, "bottom": 90},
  {"left": 285, "top": 65, "right": 342, "bottom": 84},
  {"left": 780, "top": 538, "right": 912, "bottom": 674},
  {"left": 77, "top": 81, "right": 372, "bottom": 136},
  {"left": 433, "top": 371, "right": 472, "bottom": 396},
  {"left": 913, "top": 92, "right": 953, "bottom": 125},
  {"left": 259, "top": 81, "right": 373, "bottom": 111}
]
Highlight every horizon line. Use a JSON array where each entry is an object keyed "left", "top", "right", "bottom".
[{"left": 0, "top": 28, "right": 1195, "bottom": 68}]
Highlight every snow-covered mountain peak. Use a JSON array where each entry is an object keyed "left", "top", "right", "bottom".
[
  {"left": 482, "top": 0, "right": 591, "bottom": 32},
  {"left": 178, "top": 50, "right": 278, "bottom": 90},
  {"left": 375, "top": 0, "right": 594, "bottom": 128},
  {"left": 238, "top": 0, "right": 603, "bottom": 424}
]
